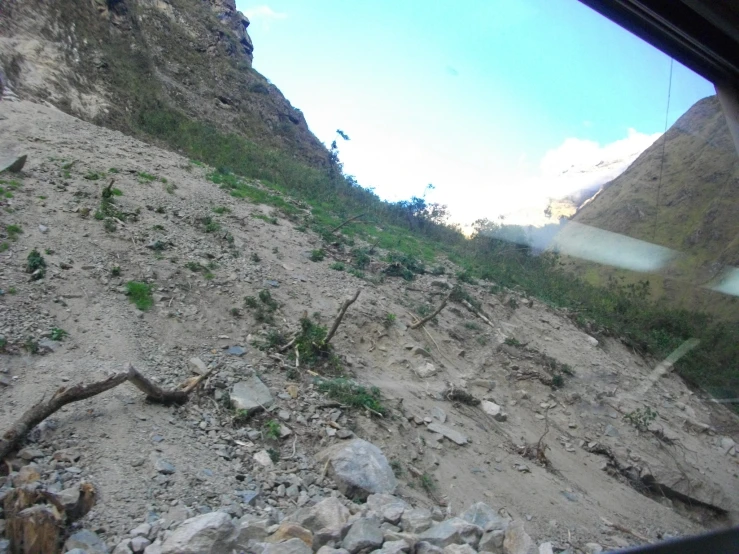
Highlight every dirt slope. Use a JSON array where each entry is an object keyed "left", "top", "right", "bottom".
[{"left": 1, "top": 96, "right": 739, "bottom": 552}]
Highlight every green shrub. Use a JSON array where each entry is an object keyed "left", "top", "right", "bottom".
[
  {"left": 383, "top": 313, "right": 396, "bottom": 329},
  {"left": 316, "top": 378, "right": 386, "bottom": 415},
  {"left": 26, "top": 249, "right": 46, "bottom": 280},
  {"left": 330, "top": 262, "right": 345, "bottom": 271},
  {"left": 50, "top": 327, "right": 68, "bottom": 341},
  {"left": 310, "top": 249, "right": 325, "bottom": 262},
  {"left": 126, "top": 281, "right": 153, "bottom": 310},
  {"left": 624, "top": 407, "right": 658, "bottom": 431},
  {"left": 264, "top": 419, "right": 281, "bottom": 440}
]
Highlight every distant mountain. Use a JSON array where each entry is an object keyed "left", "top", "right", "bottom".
[{"left": 570, "top": 95, "right": 739, "bottom": 316}]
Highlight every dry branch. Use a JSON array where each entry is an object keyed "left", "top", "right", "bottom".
[
  {"left": 0, "top": 372, "right": 128, "bottom": 462},
  {"left": 410, "top": 293, "right": 451, "bottom": 329},
  {"left": 331, "top": 213, "right": 365, "bottom": 234},
  {"left": 324, "top": 289, "right": 361, "bottom": 344},
  {"left": 2, "top": 365, "right": 216, "bottom": 463},
  {"left": 460, "top": 299, "right": 496, "bottom": 329}
]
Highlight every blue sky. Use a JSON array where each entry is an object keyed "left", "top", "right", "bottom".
[{"left": 235, "top": 0, "right": 715, "bottom": 225}]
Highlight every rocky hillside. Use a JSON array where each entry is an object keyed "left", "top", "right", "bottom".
[
  {"left": 1, "top": 91, "right": 738, "bottom": 553},
  {"left": 0, "top": 0, "right": 328, "bottom": 168},
  {"left": 571, "top": 96, "right": 739, "bottom": 315}
]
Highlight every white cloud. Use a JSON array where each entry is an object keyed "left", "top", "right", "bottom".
[
  {"left": 242, "top": 5, "right": 287, "bottom": 21},
  {"left": 445, "top": 128, "right": 662, "bottom": 227}
]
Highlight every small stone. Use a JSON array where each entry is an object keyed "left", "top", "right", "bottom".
[
  {"left": 315, "top": 439, "right": 397, "bottom": 500},
  {"left": 538, "top": 542, "right": 554, "bottom": 554},
  {"left": 261, "top": 538, "right": 312, "bottom": 554},
  {"left": 412, "top": 347, "right": 432, "bottom": 358},
  {"left": 443, "top": 545, "right": 476, "bottom": 554},
  {"left": 503, "top": 521, "right": 533, "bottom": 554},
  {"left": 254, "top": 450, "right": 274, "bottom": 467},
  {"left": 584, "top": 543, "right": 603, "bottom": 554},
  {"left": 38, "top": 224, "right": 49, "bottom": 233},
  {"left": 65, "top": 529, "right": 109, "bottom": 554},
  {"left": 189, "top": 357, "right": 208, "bottom": 375},
  {"left": 426, "top": 422, "right": 468, "bottom": 446},
  {"left": 18, "top": 447, "right": 44, "bottom": 460},
  {"left": 130, "top": 523, "right": 152, "bottom": 538},
  {"left": 228, "top": 345, "right": 246, "bottom": 357},
  {"left": 604, "top": 424, "right": 619, "bottom": 437},
  {"left": 267, "top": 522, "right": 313, "bottom": 546},
  {"left": 279, "top": 410, "right": 291, "bottom": 421},
  {"left": 156, "top": 459, "right": 176, "bottom": 474},
  {"left": 414, "top": 362, "right": 437, "bottom": 378},
  {"left": 230, "top": 375, "right": 274, "bottom": 415},
  {"left": 131, "top": 536, "right": 151, "bottom": 553},
  {"left": 418, "top": 518, "right": 482, "bottom": 549},
  {"left": 430, "top": 407, "right": 447, "bottom": 423}
]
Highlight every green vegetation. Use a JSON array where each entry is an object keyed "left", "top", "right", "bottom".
[
  {"left": 6, "top": 224, "right": 22, "bottom": 241},
  {"left": 419, "top": 473, "right": 436, "bottom": 493},
  {"left": 84, "top": 172, "right": 101, "bottom": 181},
  {"left": 624, "top": 407, "right": 659, "bottom": 431},
  {"left": 111, "top": 266, "right": 122, "bottom": 277},
  {"left": 111, "top": 188, "right": 123, "bottom": 196},
  {"left": 137, "top": 171, "right": 157, "bottom": 183},
  {"left": 243, "top": 290, "right": 279, "bottom": 323},
  {"left": 263, "top": 419, "right": 281, "bottom": 440},
  {"left": 0, "top": 242, "right": 9, "bottom": 252},
  {"left": 24, "top": 338, "right": 39, "bottom": 354},
  {"left": 383, "top": 313, "right": 397, "bottom": 329},
  {"left": 316, "top": 378, "right": 386, "bottom": 415},
  {"left": 109, "top": 167, "right": 120, "bottom": 174},
  {"left": 309, "top": 248, "right": 325, "bottom": 262},
  {"left": 250, "top": 252, "right": 261, "bottom": 263},
  {"left": 26, "top": 249, "right": 46, "bottom": 280},
  {"left": 330, "top": 262, "right": 345, "bottom": 271},
  {"left": 50, "top": 327, "right": 68, "bottom": 341},
  {"left": 114, "top": 70, "right": 736, "bottom": 406},
  {"left": 504, "top": 337, "right": 522, "bottom": 347},
  {"left": 212, "top": 206, "right": 230, "bottom": 214},
  {"left": 126, "top": 281, "right": 153, "bottom": 310}
]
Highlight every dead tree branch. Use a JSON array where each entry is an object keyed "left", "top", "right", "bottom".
[
  {"left": 460, "top": 299, "right": 496, "bottom": 329},
  {"left": 2, "top": 365, "right": 216, "bottom": 462},
  {"left": 331, "top": 213, "right": 365, "bottom": 234},
  {"left": 324, "top": 289, "right": 361, "bottom": 344},
  {"left": 0, "top": 372, "right": 128, "bottom": 462},
  {"left": 410, "top": 293, "right": 451, "bottom": 329}
]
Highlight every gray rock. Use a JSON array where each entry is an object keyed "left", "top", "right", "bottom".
[
  {"left": 400, "top": 508, "right": 433, "bottom": 533},
  {"left": 502, "top": 521, "right": 534, "bottom": 554},
  {"left": 479, "top": 530, "right": 505, "bottom": 553},
  {"left": 426, "top": 423, "right": 469, "bottom": 446},
  {"left": 312, "top": 526, "right": 344, "bottom": 551},
  {"left": 430, "top": 407, "right": 447, "bottom": 423},
  {"left": 236, "top": 516, "right": 272, "bottom": 545},
  {"left": 38, "top": 224, "right": 49, "bottom": 233},
  {"left": 415, "top": 542, "right": 444, "bottom": 554},
  {"left": 375, "top": 539, "right": 410, "bottom": 553},
  {"left": 367, "top": 493, "right": 409, "bottom": 524},
  {"left": 286, "top": 497, "right": 350, "bottom": 532},
  {"left": 66, "top": 550, "right": 88, "bottom": 554},
  {"left": 261, "top": 538, "right": 312, "bottom": 554},
  {"left": 583, "top": 544, "right": 603, "bottom": 554},
  {"left": 316, "top": 439, "right": 397, "bottom": 500},
  {"left": 65, "top": 529, "right": 110, "bottom": 553},
  {"left": 342, "top": 518, "right": 384, "bottom": 554},
  {"left": 112, "top": 540, "right": 133, "bottom": 554},
  {"left": 460, "top": 503, "right": 508, "bottom": 532},
  {"left": 143, "top": 542, "right": 163, "bottom": 554},
  {"left": 230, "top": 375, "right": 274, "bottom": 415},
  {"left": 603, "top": 424, "right": 619, "bottom": 437},
  {"left": 131, "top": 536, "right": 152, "bottom": 553},
  {"left": 0, "top": 540, "right": 10, "bottom": 554},
  {"left": 38, "top": 338, "right": 60, "bottom": 353},
  {"left": 156, "top": 459, "right": 176, "bottom": 474},
  {"left": 443, "top": 545, "right": 477, "bottom": 554},
  {"left": 316, "top": 548, "right": 349, "bottom": 554},
  {"left": 189, "top": 357, "right": 208, "bottom": 375},
  {"left": 161, "top": 512, "right": 238, "bottom": 554},
  {"left": 538, "top": 543, "right": 554, "bottom": 554},
  {"left": 414, "top": 362, "right": 437, "bottom": 378},
  {"left": 228, "top": 345, "right": 246, "bottom": 356},
  {"left": 418, "top": 518, "right": 482, "bottom": 549}
]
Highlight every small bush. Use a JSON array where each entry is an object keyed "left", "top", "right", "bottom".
[
  {"left": 111, "top": 266, "right": 122, "bottom": 277},
  {"left": 330, "top": 262, "right": 345, "bottom": 271},
  {"left": 310, "top": 249, "right": 325, "bottom": 262},
  {"left": 26, "top": 249, "right": 46, "bottom": 280},
  {"left": 624, "top": 407, "right": 658, "bottom": 431},
  {"left": 504, "top": 337, "right": 522, "bottom": 347},
  {"left": 212, "top": 206, "right": 230, "bottom": 214},
  {"left": 50, "top": 327, "right": 68, "bottom": 341},
  {"left": 251, "top": 252, "right": 261, "bottom": 263},
  {"left": 383, "top": 313, "right": 396, "bottom": 329},
  {"left": 6, "top": 224, "right": 22, "bottom": 241},
  {"left": 84, "top": 172, "right": 101, "bottom": 181},
  {"left": 316, "top": 378, "right": 386, "bottom": 415},
  {"left": 264, "top": 419, "right": 281, "bottom": 440},
  {"left": 126, "top": 281, "right": 153, "bottom": 310}
]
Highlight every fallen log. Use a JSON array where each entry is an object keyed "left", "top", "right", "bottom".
[
  {"left": 410, "top": 293, "right": 451, "bottom": 329},
  {"left": 324, "top": 289, "right": 361, "bottom": 345}
]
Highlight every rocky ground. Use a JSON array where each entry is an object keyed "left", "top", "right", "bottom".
[{"left": 1, "top": 91, "right": 738, "bottom": 554}]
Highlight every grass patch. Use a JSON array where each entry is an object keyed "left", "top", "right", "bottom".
[
  {"left": 126, "top": 281, "right": 153, "bottom": 310},
  {"left": 212, "top": 206, "right": 230, "bottom": 214},
  {"left": 50, "top": 327, "right": 68, "bottom": 341},
  {"left": 309, "top": 249, "right": 325, "bottom": 262},
  {"left": 330, "top": 262, "right": 345, "bottom": 271},
  {"left": 6, "top": 224, "right": 22, "bottom": 241},
  {"left": 137, "top": 171, "right": 157, "bottom": 183},
  {"left": 316, "top": 378, "right": 386, "bottom": 415},
  {"left": 26, "top": 249, "right": 46, "bottom": 280}
]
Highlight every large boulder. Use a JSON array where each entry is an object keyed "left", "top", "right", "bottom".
[
  {"left": 417, "top": 518, "right": 482, "bottom": 549},
  {"left": 316, "top": 440, "right": 397, "bottom": 500},
  {"left": 260, "top": 537, "right": 313, "bottom": 554},
  {"left": 161, "top": 512, "right": 238, "bottom": 554},
  {"left": 400, "top": 508, "right": 433, "bottom": 533},
  {"left": 64, "top": 529, "right": 109, "bottom": 554}
]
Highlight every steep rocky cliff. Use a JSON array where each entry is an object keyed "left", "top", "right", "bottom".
[{"left": 0, "top": 0, "right": 328, "bottom": 167}]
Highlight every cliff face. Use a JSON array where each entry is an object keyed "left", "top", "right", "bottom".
[
  {"left": 570, "top": 96, "right": 739, "bottom": 317},
  {"left": 0, "top": 0, "right": 328, "bottom": 167}
]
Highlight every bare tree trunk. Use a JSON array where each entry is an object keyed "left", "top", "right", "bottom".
[{"left": 410, "top": 293, "right": 451, "bottom": 329}]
